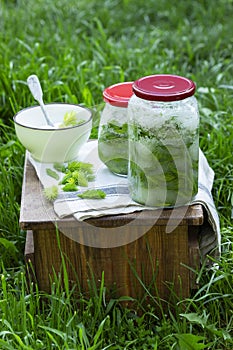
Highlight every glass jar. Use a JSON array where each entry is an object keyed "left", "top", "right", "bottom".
[
  {"left": 98, "top": 82, "right": 133, "bottom": 176},
  {"left": 128, "top": 74, "right": 199, "bottom": 207}
]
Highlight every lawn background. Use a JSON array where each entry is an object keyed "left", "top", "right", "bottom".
[{"left": 0, "top": 0, "right": 233, "bottom": 348}]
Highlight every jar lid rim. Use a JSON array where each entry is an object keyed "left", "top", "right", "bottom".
[
  {"left": 133, "top": 74, "right": 196, "bottom": 101},
  {"left": 103, "top": 82, "right": 134, "bottom": 107}
]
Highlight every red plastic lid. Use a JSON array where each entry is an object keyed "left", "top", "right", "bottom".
[
  {"left": 133, "top": 74, "right": 196, "bottom": 102},
  {"left": 103, "top": 82, "right": 134, "bottom": 107}
]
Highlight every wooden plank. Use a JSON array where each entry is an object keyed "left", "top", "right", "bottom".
[
  {"left": 20, "top": 155, "right": 58, "bottom": 230},
  {"left": 188, "top": 227, "right": 201, "bottom": 289},
  {"left": 31, "top": 224, "right": 190, "bottom": 299},
  {"left": 24, "top": 230, "right": 35, "bottom": 265},
  {"left": 24, "top": 230, "right": 36, "bottom": 286}
]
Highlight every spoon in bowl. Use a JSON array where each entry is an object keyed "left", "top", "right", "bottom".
[{"left": 27, "top": 74, "right": 55, "bottom": 128}]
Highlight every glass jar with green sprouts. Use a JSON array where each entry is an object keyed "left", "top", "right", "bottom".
[
  {"left": 127, "top": 74, "right": 199, "bottom": 207},
  {"left": 98, "top": 82, "right": 133, "bottom": 176}
]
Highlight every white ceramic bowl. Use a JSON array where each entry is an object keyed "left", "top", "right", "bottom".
[{"left": 14, "top": 103, "right": 92, "bottom": 163}]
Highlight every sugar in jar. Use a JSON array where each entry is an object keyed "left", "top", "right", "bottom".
[
  {"left": 98, "top": 82, "right": 133, "bottom": 176},
  {"left": 127, "top": 74, "right": 199, "bottom": 207}
]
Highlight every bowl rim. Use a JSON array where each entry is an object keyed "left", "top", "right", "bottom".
[{"left": 13, "top": 102, "right": 92, "bottom": 131}]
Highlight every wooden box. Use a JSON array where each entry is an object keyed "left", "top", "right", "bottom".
[{"left": 21, "top": 156, "right": 203, "bottom": 302}]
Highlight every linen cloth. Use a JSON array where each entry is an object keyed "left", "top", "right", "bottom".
[{"left": 28, "top": 140, "right": 221, "bottom": 261}]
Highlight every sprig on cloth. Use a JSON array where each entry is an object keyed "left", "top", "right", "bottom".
[
  {"left": 59, "top": 161, "right": 95, "bottom": 189},
  {"left": 45, "top": 160, "right": 106, "bottom": 201},
  {"left": 43, "top": 185, "right": 59, "bottom": 201},
  {"left": 78, "top": 189, "right": 106, "bottom": 199},
  {"left": 46, "top": 168, "right": 60, "bottom": 180}
]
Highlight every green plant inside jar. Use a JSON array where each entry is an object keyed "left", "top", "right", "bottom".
[
  {"left": 128, "top": 118, "right": 199, "bottom": 207},
  {"left": 98, "top": 120, "right": 129, "bottom": 176}
]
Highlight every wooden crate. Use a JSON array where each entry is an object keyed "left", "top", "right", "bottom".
[{"left": 21, "top": 156, "right": 203, "bottom": 302}]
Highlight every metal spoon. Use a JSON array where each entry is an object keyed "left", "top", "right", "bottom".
[{"left": 27, "top": 74, "right": 55, "bottom": 127}]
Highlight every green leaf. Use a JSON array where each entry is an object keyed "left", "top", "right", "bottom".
[
  {"left": 175, "top": 334, "right": 212, "bottom": 350},
  {"left": 39, "top": 325, "right": 67, "bottom": 342},
  {"left": 0, "top": 238, "right": 17, "bottom": 253},
  {"left": 67, "top": 161, "right": 94, "bottom": 174},
  {"left": 180, "top": 313, "right": 208, "bottom": 327},
  {"left": 0, "top": 338, "right": 17, "bottom": 350},
  {"left": 78, "top": 189, "right": 106, "bottom": 199},
  {"left": 91, "top": 316, "right": 109, "bottom": 348},
  {"left": 78, "top": 323, "right": 90, "bottom": 348},
  {"left": 60, "top": 172, "right": 73, "bottom": 185},
  {"left": 73, "top": 170, "right": 89, "bottom": 187},
  {"left": 53, "top": 162, "right": 67, "bottom": 173},
  {"left": 62, "top": 183, "right": 78, "bottom": 192},
  {"left": 46, "top": 168, "right": 60, "bottom": 180},
  {"left": 59, "top": 110, "right": 85, "bottom": 128}
]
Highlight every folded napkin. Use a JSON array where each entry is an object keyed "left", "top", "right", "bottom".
[{"left": 29, "top": 140, "right": 220, "bottom": 261}]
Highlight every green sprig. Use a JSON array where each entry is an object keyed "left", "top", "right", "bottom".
[
  {"left": 43, "top": 185, "right": 59, "bottom": 201},
  {"left": 78, "top": 189, "right": 106, "bottom": 199},
  {"left": 46, "top": 168, "right": 60, "bottom": 180}
]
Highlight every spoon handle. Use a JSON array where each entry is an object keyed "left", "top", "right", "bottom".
[
  {"left": 27, "top": 75, "right": 54, "bottom": 127},
  {"left": 27, "top": 74, "right": 43, "bottom": 102}
]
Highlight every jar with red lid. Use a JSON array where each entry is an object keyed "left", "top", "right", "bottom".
[
  {"left": 127, "top": 74, "right": 199, "bottom": 207},
  {"left": 98, "top": 82, "right": 133, "bottom": 176}
]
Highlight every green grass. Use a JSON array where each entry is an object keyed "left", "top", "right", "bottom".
[{"left": 0, "top": 0, "right": 233, "bottom": 348}]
